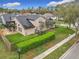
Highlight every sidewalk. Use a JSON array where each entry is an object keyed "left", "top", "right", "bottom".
[{"left": 33, "top": 33, "right": 76, "bottom": 59}]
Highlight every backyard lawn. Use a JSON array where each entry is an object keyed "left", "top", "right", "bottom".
[
  {"left": 6, "top": 33, "right": 37, "bottom": 44},
  {"left": 0, "top": 27, "right": 75, "bottom": 59},
  {"left": 16, "top": 32, "right": 55, "bottom": 53}
]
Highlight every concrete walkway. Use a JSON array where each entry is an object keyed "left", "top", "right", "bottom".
[
  {"left": 59, "top": 43, "right": 79, "bottom": 59},
  {"left": 57, "top": 24, "right": 75, "bottom": 29},
  {"left": 33, "top": 33, "right": 76, "bottom": 59}
]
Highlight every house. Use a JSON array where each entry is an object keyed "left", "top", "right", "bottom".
[
  {"left": 0, "top": 14, "right": 17, "bottom": 31},
  {"left": 0, "top": 14, "right": 16, "bottom": 25},
  {"left": 43, "top": 13, "right": 53, "bottom": 19},
  {"left": 0, "top": 13, "right": 54, "bottom": 36},
  {"left": 14, "top": 14, "right": 47, "bottom": 35},
  {"left": 43, "top": 13, "right": 57, "bottom": 21}
]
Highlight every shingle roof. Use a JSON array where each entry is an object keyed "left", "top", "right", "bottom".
[
  {"left": 2, "top": 14, "right": 16, "bottom": 22},
  {"left": 16, "top": 16, "right": 35, "bottom": 29},
  {"left": 43, "top": 13, "right": 53, "bottom": 19},
  {"left": 2, "top": 14, "right": 41, "bottom": 29},
  {"left": 25, "top": 14, "right": 42, "bottom": 21},
  {"left": 16, "top": 14, "right": 42, "bottom": 29}
]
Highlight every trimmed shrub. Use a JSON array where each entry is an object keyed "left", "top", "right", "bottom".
[{"left": 16, "top": 32, "right": 55, "bottom": 53}]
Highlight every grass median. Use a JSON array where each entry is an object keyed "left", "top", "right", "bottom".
[{"left": 44, "top": 37, "right": 76, "bottom": 59}]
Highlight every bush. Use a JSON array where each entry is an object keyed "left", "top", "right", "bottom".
[{"left": 16, "top": 32, "right": 55, "bottom": 53}]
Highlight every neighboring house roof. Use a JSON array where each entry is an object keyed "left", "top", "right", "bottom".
[
  {"left": 2, "top": 14, "right": 16, "bottom": 22},
  {"left": 25, "top": 14, "right": 42, "bottom": 21},
  {"left": 43, "top": 13, "right": 53, "bottom": 19},
  {"left": 16, "top": 16, "right": 35, "bottom": 29}
]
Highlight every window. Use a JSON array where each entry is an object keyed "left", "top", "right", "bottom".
[{"left": 18, "top": 27, "right": 22, "bottom": 32}]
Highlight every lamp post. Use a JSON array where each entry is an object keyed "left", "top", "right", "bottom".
[{"left": 17, "top": 48, "right": 21, "bottom": 59}]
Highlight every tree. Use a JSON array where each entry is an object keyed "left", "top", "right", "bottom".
[{"left": 57, "top": 4, "right": 79, "bottom": 39}]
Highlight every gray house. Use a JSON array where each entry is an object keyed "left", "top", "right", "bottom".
[
  {"left": 0, "top": 14, "right": 17, "bottom": 31},
  {"left": 0, "top": 13, "right": 55, "bottom": 36},
  {"left": 0, "top": 14, "right": 16, "bottom": 24},
  {"left": 14, "top": 15, "right": 47, "bottom": 35},
  {"left": 43, "top": 13, "right": 58, "bottom": 21}
]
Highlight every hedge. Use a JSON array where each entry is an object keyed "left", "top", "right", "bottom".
[{"left": 16, "top": 32, "right": 55, "bottom": 53}]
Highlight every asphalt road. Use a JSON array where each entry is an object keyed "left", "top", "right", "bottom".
[{"left": 60, "top": 43, "right": 79, "bottom": 59}]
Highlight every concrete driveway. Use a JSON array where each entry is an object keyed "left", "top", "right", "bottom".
[{"left": 60, "top": 43, "right": 79, "bottom": 59}]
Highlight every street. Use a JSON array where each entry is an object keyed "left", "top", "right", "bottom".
[{"left": 60, "top": 43, "right": 79, "bottom": 59}]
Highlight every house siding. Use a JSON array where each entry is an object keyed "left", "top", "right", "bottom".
[
  {"left": 1, "top": 14, "right": 53, "bottom": 36},
  {"left": 25, "top": 28, "right": 35, "bottom": 35},
  {"left": 14, "top": 18, "right": 35, "bottom": 36},
  {"left": 14, "top": 18, "right": 26, "bottom": 36},
  {"left": 14, "top": 17, "right": 47, "bottom": 36},
  {"left": 30, "top": 17, "right": 47, "bottom": 30}
]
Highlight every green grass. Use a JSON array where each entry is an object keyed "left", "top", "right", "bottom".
[
  {"left": 16, "top": 32, "right": 54, "bottom": 48},
  {"left": 16, "top": 32, "right": 55, "bottom": 53},
  {"left": 0, "top": 40, "right": 17, "bottom": 59},
  {"left": 49, "top": 27, "right": 74, "bottom": 44},
  {"left": 2, "top": 27, "right": 75, "bottom": 59},
  {"left": 20, "top": 27, "right": 74, "bottom": 59},
  {"left": 6, "top": 33, "right": 37, "bottom": 44},
  {"left": 44, "top": 37, "right": 76, "bottom": 59},
  {"left": 54, "top": 27, "right": 74, "bottom": 34},
  {"left": 6, "top": 27, "right": 74, "bottom": 44}
]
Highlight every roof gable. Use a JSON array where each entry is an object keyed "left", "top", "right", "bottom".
[
  {"left": 2, "top": 14, "right": 16, "bottom": 22},
  {"left": 25, "top": 14, "right": 42, "bottom": 21},
  {"left": 16, "top": 16, "right": 34, "bottom": 29}
]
